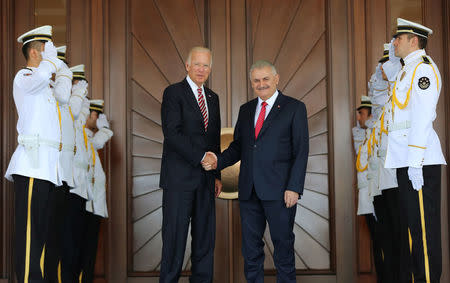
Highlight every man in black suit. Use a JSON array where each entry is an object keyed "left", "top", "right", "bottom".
[
  {"left": 203, "top": 60, "right": 309, "bottom": 282},
  {"left": 159, "top": 47, "right": 222, "bottom": 283}
]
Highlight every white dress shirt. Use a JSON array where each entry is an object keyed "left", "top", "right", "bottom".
[
  {"left": 186, "top": 75, "right": 209, "bottom": 119},
  {"left": 254, "top": 90, "right": 279, "bottom": 126}
]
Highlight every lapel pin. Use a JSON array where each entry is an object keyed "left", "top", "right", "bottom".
[{"left": 277, "top": 105, "right": 280, "bottom": 109}]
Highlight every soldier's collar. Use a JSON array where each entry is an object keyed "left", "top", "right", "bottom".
[{"left": 403, "top": 49, "right": 426, "bottom": 66}]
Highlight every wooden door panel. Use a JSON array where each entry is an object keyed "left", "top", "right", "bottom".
[
  {"left": 275, "top": 0, "right": 326, "bottom": 90},
  {"left": 131, "top": 81, "right": 162, "bottom": 124},
  {"left": 251, "top": 0, "right": 300, "bottom": 62},
  {"left": 301, "top": 189, "right": 329, "bottom": 219},
  {"left": 307, "top": 155, "right": 328, "bottom": 174},
  {"left": 309, "top": 133, "right": 328, "bottom": 156},
  {"left": 308, "top": 110, "right": 328, "bottom": 136},
  {"left": 295, "top": 205, "right": 330, "bottom": 250},
  {"left": 302, "top": 80, "right": 327, "bottom": 118},
  {"left": 154, "top": 0, "right": 204, "bottom": 58},
  {"left": 132, "top": 157, "right": 161, "bottom": 176},
  {"left": 293, "top": 224, "right": 330, "bottom": 269},
  {"left": 131, "top": 38, "right": 167, "bottom": 102},
  {"left": 132, "top": 136, "right": 163, "bottom": 158},
  {"left": 305, "top": 173, "right": 329, "bottom": 195},
  {"left": 282, "top": 35, "right": 327, "bottom": 98},
  {"left": 129, "top": 0, "right": 206, "bottom": 275},
  {"left": 247, "top": 0, "right": 331, "bottom": 274},
  {"left": 127, "top": 0, "right": 331, "bottom": 278},
  {"left": 130, "top": 0, "right": 186, "bottom": 83},
  {"left": 132, "top": 175, "right": 160, "bottom": 197}
]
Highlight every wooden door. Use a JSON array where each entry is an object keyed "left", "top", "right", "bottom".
[
  {"left": 126, "top": 0, "right": 334, "bottom": 281},
  {"left": 127, "top": 0, "right": 207, "bottom": 275}
]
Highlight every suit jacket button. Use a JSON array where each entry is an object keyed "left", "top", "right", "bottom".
[{"left": 254, "top": 144, "right": 256, "bottom": 148}]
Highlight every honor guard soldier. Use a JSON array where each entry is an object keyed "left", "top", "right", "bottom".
[
  {"left": 353, "top": 97, "right": 385, "bottom": 282},
  {"left": 367, "top": 43, "right": 403, "bottom": 282},
  {"left": 44, "top": 44, "right": 75, "bottom": 282},
  {"left": 4, "top": 25, "right": 65, "bottom": 283},
  {"left": 61, "top": 64, "right": 90, "bottom": 282},
  {"left": 78, "top": 99, "right": 113, "bottom": 283},
  {"left": 385, "top": 18, "right": 446, "bottom": 283}
]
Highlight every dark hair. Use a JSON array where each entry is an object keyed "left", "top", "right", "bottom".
[
  {"left": 358, "top": 106, "right": 372, "bottom": 115},
  {"left": 407, "top": 34, "right": 427, "bottom": 49},
  {"left": 22, "top": 40, "right": 46, "bottom": 61},
  {"left": 89, "top": 109, "right": 102, "bottom": 115}
]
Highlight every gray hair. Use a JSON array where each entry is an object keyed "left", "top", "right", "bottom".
[
  {"left": 186, "top": 46, "right": 213, "bottom": 67},
  {"left": 249, "top": 60, "right": 277, "bottom": 79}
]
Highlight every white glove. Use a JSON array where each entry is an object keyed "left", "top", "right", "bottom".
[
  {"left": 388, "top": 38, "right": 401, "bottom": 64},
  {"left": 72, "top": 79, "right": 88, "bottom": 94},
  {"left": 374, "top": 63, "right": 383, "bottom": 81},
  {"left": 408, "top": 167, "right": 424, "bottom": 191},
  {"left": 382, "top": 60, "right": 402, "bottom": 81},
  {"left": 41, "top": 41, "right": 63, "bottom": 71},
  {"left": 56, "top": 62, "right": 73, "bottom": 80},
  {"left": 78, "top": 97, "right": 91, "bottom": 123},
  {"left": 69, "top": 81, "right": 88, "bottom": 119},
  {"left": 96, "top": 113, "right": 110, "bottom": 129}
]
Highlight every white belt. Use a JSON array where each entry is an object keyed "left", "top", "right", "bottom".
[
  {"left": 61, "top": 143, "right": 76, "bottom": 153},
  {"left": 18, "top": 134, "right": 61, "bottom": 168},
  {"left": 388, "top": 121, "right": 411, "bottom": 132}
]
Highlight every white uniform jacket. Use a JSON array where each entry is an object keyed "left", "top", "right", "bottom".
[
  {"left": 353, "top": 126, "right": 375, "bottom": 215},
  {"left": 5, "top": 62, "right": 62, "bottom": 185},
  {"left": 85, "top": 127, "right": 113, "bottom": 218},
  {"left": 70, "top": 98, "right": 92, "bottom": 200},
  {"left": 377, "top": 103, "right": 398, "bottom": 190},
  {"left": 385, "top": 49, "right": 446, "bottom": 168},
  {"left": 53, "top": 65, "right": 75, "bottom": 187}
]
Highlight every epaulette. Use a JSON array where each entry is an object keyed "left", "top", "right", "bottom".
[{"left": 422, "top": 56, "right": 431, "bottom": 64}]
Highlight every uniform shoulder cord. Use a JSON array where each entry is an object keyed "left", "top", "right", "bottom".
[
  {"left": 56, "top": 101, "right": 63, "bottom": 151},
  {"left": 356, "top": 144, "right": 368, "bottom": 172},
  {"left": 82, "top": 125, "right": 96, "bottom": 185},
  {"left": 392, "top": 61, "right": 440, "bottom": 112},
  {"left": 68, "top": 106, "right": 77, "bottom": 155}
]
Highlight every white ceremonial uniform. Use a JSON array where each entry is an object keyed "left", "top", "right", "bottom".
[
  {"left": 70, "top": 97, "right": 92, "bottom": 200},
  {"left": 5, "top": 62, "right": 62, "bottom": 185},
  {"left": 58, "top": 104, "right": 76, "bottom": 187},
  {"left": 385, "top": 49, "right": 446, "bottom": 168},
  {"left": 377, "top": 103, "right": 398, "bottom": 190},
  {"left": 52, "top": 63, "right": 75, "bottom": 187},
  {"left": 353, "top": 126, "right": 374, "bottom": 215},
  {"left": 85, "top": 127, "right": 113, "bottom": 218},
  {"left": 368, "top": 70, "right": 399, "bottom": 191},
  {"left": 366, "top": 127, "right": 382, "bottom": 198}
]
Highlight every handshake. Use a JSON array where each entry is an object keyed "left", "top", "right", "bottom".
[{"left": 202, "top": 152, "right": 217, "bottom": 171}]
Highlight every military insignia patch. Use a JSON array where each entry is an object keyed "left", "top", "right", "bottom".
[{"left": 418, "top": 77, "right": 430, "bottom": 90}]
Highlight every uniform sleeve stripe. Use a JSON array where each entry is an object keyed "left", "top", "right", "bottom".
[{"left": 408, "top": 144, "right": 427, "bottom": 149}]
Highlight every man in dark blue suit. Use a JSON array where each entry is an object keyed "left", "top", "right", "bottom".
[
  {"left": 203, "top": 60, "right": 309, "bottom": 282},
  {"left": 159, "top": 47, "right": 222, "bottom": 283}
]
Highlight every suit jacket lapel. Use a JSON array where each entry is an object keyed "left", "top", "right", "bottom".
[
  {"left": 256, "top": 92, "right": 286, "bottom": 140},
  {"left": 247, "top": 99, "right": 258, "bottom": 142}
]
